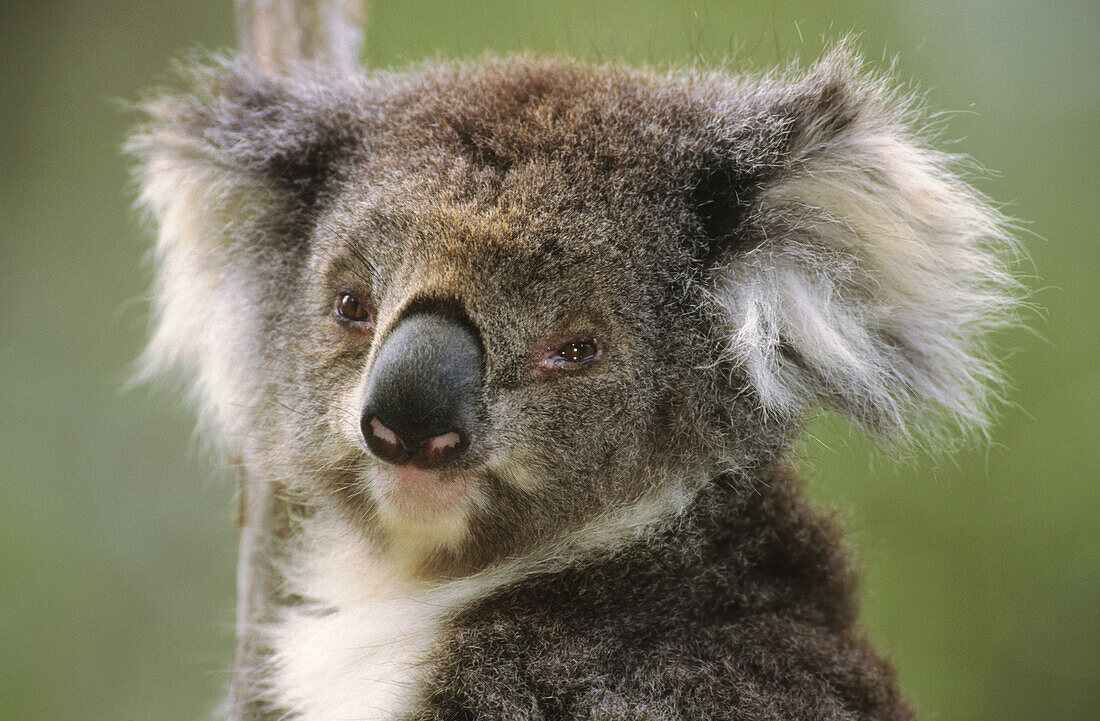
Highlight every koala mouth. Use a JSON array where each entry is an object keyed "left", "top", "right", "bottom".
[{"left": 370, "top": 464, "right": 476, "bottom": 520}]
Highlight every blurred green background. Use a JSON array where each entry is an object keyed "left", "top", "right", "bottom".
[{"left": 1, "top": 1, "right": 1096, "bottom": 719}]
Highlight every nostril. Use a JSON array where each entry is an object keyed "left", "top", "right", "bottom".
[
  {"left": 427, "top": 431, "right": 462, "bottom": 454},
  {"left": 370, "top": 417, "right": 400, "bottom": 446},
  {"left": 362, "top": 415, "right": 411, "bottom": 466},
  {"left": 417, "top": 430, "right": 467, "bottom": 469}
]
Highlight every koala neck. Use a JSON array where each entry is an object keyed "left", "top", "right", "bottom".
[
  {"left": 290, "top": 457, "right": 829, "bottom": 610},
  {"left": 347, "top": 475, "right": 695, "bottom": 585},
  {"left": 439, "top": 463, "right": 860, "bottom": 644},
  {"left": 354, "top": 450, "right": 782, "bottom": 589}
]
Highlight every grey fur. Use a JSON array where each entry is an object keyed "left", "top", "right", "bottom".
[{"left": 131, "top": 45, "right": 1018, "bottom": 720}]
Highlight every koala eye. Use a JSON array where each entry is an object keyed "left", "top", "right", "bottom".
[
  {"left": 558, "top": 340, "right": 598, "bottom": 363},
  {"left": 334, "top": 292, "right": 374, "bottom": 325},
  {"left": 537, "top": 337, "right": 602, "bottom": 373}
]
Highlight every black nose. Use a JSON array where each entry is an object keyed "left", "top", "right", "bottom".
[{"left": 360, "top": 312, "right": 482, "bottom": 469}]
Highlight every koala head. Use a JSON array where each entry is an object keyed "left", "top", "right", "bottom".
[{"left": 133, "top": 49, "right": 1016, "bottom": 575}]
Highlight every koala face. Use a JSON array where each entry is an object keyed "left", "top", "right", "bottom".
[
  {"left": 134, "top": 51, "right": 1015, "bottom": 575},
  {"left": 280, "top": 138, "right": 732, "bottom": 572}
]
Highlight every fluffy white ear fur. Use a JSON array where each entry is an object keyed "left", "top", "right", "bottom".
[
  {"left": 131, "top": 66, "right": 359, "bottom": 448},
  {"left": 713, "top": 51, "right": 1019, "bottom": 443},
  {"left": 131, "top": 120, "right": 280, "bottom": 447}
]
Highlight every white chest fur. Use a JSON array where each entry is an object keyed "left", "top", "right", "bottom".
[
  {"left": 271, "top": 590, "right": 441, "bottom": 720},
  {"left": 267, "top": 529, "right": 455, "bottom": 721}
]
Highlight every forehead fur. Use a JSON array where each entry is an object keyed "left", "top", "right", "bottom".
[
  {"left": 340, "top": 57, "right": 781, "bottom": 235},
  {"left": 365, "top": 58, "right": 714, "bottom": 169}
]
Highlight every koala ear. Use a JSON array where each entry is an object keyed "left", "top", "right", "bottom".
[
  {"left": 705, "top": 48, "right": 1020, "bottom": 443},
  {"left": 132, "top": 61, "right": 360, "bottom": 233},
  {"left": 129, "top": 61, "right": 361, "bottom": 441}
]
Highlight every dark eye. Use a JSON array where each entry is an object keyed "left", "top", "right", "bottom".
[
  {"left": 334, "top": 292, "right": 373, "bottom": 324},
  {"left": 537, "top": 337, "right": 602, "bottom": 373},
  {"left": 558, "top": 340, "right": 598, "bottom": 364}
]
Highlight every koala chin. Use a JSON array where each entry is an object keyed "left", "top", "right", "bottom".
[{"left": 132, "top": 45, "right": 1018, "bottom": 721}]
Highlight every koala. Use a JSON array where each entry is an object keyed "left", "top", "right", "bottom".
[{"left": 132, "top": 46, "right": 1017, "bottom": 721}]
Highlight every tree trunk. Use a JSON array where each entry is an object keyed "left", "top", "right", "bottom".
[{"left": 236, "top": 0, "right": 365, "bottom": 75}]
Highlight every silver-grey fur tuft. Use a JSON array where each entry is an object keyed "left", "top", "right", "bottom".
[{"left": 712, "top": 48, "right": 1021, "bottom": 444}]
